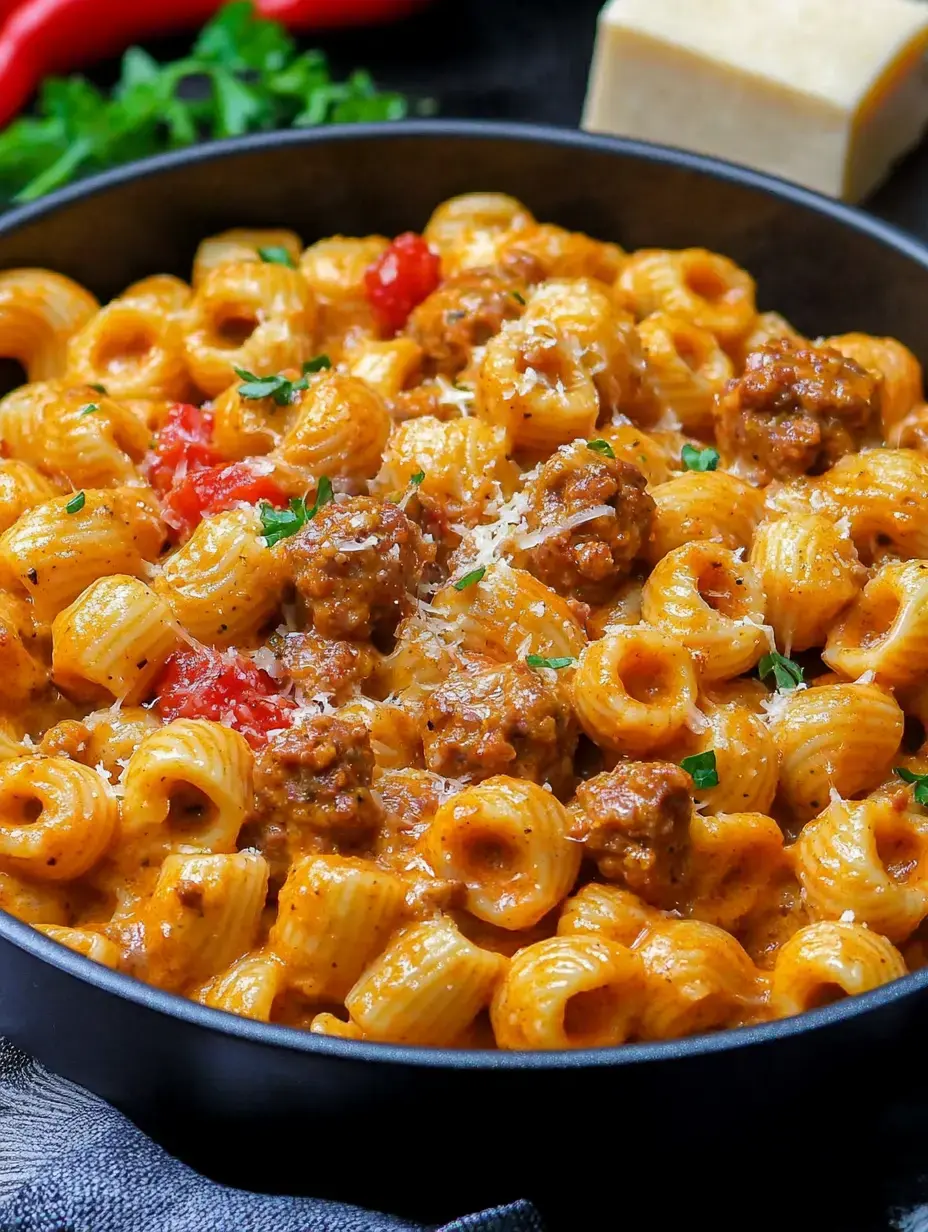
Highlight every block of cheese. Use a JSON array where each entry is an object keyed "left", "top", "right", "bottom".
[{"left": 582, "top": 0, "right": 928, "bottom": 202}]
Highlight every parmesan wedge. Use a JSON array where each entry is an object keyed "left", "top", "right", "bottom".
[{"left": 583, "top": 0, "right": 928, "bottom": 201}]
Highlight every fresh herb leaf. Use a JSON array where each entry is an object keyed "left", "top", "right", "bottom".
[
  {"left": 306, "top": 475, "right": 334, "bottom": 521},
  {"left": 587, "top": 439, "right": 616, "bottom": 459},
  {"left": 894, "top": 767, "right": 928, "bottom": 806},
  {"left": 258, "top": 245, "right": 295, "bottom": 267},
  {"left": 681, "top": 750, "right": 719, "bottom": 790},
  {"left": 78, "top": 404, "right": 99, "bottom": 416},
  {"left": 511, "top": 290, "right": 526, "bottom": 306},
  {"left": 453, "top": 566, "right": 487, "bottom": 591},
  {"left": 89, "top": 384, "right": 107, "bottom": 394},
  {"left": 65, "top": 491, "right": 85, "bottom": 514},
  {"left": 302, "top": 354, "right": 332, "bottom": 374},
  {"left": 525, "top": 655, "right": 575, "bottom": 670},
  {"left": 260, "top": 499, "right": 304, "bottom": 548},
  {"left": 194, "top": 1, "right": 296, "bottom": 72},
  {"left": 682, "top": 444, "right": 720, "bottom": 472},
  {"left": 410, "top": 470, "right": 425, "bottom": 486},
  {"left": 259, "top": 492, "right": 339, "bottom": 547},
  {"left": 0, "top": 2, "right": 417, "bottom": 205},
  {"left": 758, "top": 651, "right": 804, "bottom": 691},
  {"left": 235, "top": 366, "right": 308, "bottom": 407}
]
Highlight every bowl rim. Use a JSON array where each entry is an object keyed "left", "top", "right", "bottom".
[{"left": 2, "top": 117, "right": 927, "bottom": 1069}]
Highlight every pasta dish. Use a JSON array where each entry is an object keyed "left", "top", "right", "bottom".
[{"left": 0, "top": 192, "right": 922, "bottom": 1050}]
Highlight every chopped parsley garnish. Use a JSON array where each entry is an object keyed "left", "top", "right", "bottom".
[
  {"left": 78, "top": 403, "right": 99, "bottom": 416},
  {"left": 587, "top": 439, "right": 616, "bottom": 459},
  {"left": 453, "top": 566, "right": 486, "bottom": 591},
  {"left": 65, "top": 491, "right": 85, "bottom": 514},
  {"left": 0, "top": 2, "right": 413, "bottom": 205},
  {"left": 410, "top": 470, "right": 425, "bottom": 486},
  {"left": 235, "top": 367, "right": 306, "bottom": 407},
  {"left": 306, "top": 475, "right": 334, "bottom": 520},
  {"left": 681, "top": 750, "right": 719, "bottom": 789},
  {"left": 511, "top": 290, "right": 526, "bottom": 306},
  {"left": 682, "top": 443, "right": 720, "bottom": 472},
  {"left": 260, "top": 477, "right": 333, "bottom": 546},
  {"left": 257, "top": 245, "right": 295, "bottom": 267},
  {"left": 88, "top": 384, "right": 107, "bottom": 394},
  {"left": 525, "top": 655, "right": 575, "bottom": 670},
  {"left": 894, "top": 767, "right": 928, "bottom": 805},
  {"left": 303, "top": 354, "right": 332, "bottom": 374},
  {"left": 759, "top": 651, "right": 804, "bottom": 691}
]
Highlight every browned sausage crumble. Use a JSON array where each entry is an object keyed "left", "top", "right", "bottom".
[
  {"left": 714, "top": 338, "right": 881, "bottom": 482},
  {"left": 521, "top": 440, "right": 654, "bottom": 604}
]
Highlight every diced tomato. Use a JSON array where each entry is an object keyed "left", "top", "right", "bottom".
[
  {"left": 147, "top": 403, "right": 222, "bottom": 496},
  {"left": 364, "top": 232, "right": 441, "bottom": 332},
  {"left": 155, "top": 647, "right": 295, "bottom": 748},
  {"left": 162, "top": 461, "right": 290, "bottom": 537}
]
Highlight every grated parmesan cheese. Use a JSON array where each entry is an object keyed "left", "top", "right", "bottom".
[{"left": 516, "top": 504, "right": 616, "bottom": 550}]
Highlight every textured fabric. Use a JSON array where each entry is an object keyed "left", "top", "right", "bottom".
[{"left": 0, "top": 1041, "right": 542, "bottom": 1232}]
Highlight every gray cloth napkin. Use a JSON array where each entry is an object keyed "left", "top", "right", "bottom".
[{"left": 0, "top": 1041, "right": 543, "bottom": 1232}]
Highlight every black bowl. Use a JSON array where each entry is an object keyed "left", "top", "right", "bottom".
[{"left": 1, "top": 121, "right": 927, "bottom": 1228}]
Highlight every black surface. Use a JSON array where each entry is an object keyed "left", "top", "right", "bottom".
[{"left": 3, "top": 123, "right": 928, "bottom": 1230}]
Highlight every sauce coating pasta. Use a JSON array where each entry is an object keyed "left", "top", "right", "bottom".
[{"left": 0, "top": 197, "right": 921, "bottom": 1049}]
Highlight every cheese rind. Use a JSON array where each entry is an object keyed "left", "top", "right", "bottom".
[{"left": 582, "top": 0, "right": 928, "bottom": 202}]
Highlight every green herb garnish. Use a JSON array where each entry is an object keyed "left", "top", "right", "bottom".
[
  {"left": 453, "top": 567, "right": 486, "bottom": 591},
  {"left": 0, "top": 2, "right": 415, "bottom": 205},
  {"left": 78, "top": 404, "right": 99, "bottom": 416},
  {"left": 88, "top": 384, "right": 107, "bottom": 394},
  {"left": 511, "top": 290, "right": 526, "bottom": 306},
  {"left": 758, "top": 651, "right": 804, "bottom": 691},
  {"left": 306, "top": 475, "right": 334, "bottom": 520},
  {"left": 681, "top": 750, "right": 719, "bottom": 789},
  {"left": 235, "top": 366, "right": 306, "bottom": 407},
  {"left": 587, "top": 439, "right": 615, "bottom": 459},
  {"left": 525, "top": 655, "right": 575, "bottom": 670},
  {"left": 895, "top": 767, "right": 928, "bottom": 805},
  {"left": 260, "top": 477, "right": 333, "bottom": 547},
  {"left": 258, "top": 246, "right": 295, "bottom": 267},
  {"left": 302, "top": 354, "right": 332, "bottom": 374},
  {"left": 65, "top": 491, "right": 85, "bottom": 514},
  {"left": 409, "top": 470, "right": 425, "bottom": 486},
  {"left": 682, "top": 444, "right": 720, "bottom": 472},
  {"left": 260, "top": 498, "right": 307, "bottom": 547}
]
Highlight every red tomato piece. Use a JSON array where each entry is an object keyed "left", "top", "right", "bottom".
[
  {"left": 364, "top": 231, "right": 441, "bottom": 332},
  {"left": 147, "top": 402, "right": 222, "bottom": 496},
  {"left": 162, "top": 461, "right": 290, "bottom": 536},
  {"left": 155, "top": 647, "right": 295, "bottom": 748}
]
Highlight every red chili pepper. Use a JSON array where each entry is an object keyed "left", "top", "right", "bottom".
[
  {"left": 258, "top": 0, "right": 431, "bottom": 30},
  {"left": 162, "top": 460, "right": 290, "bottom": 537},
  {"left": 145, "top": 402, "right": 222, "bottom": 497},
  {"left": 0, "top": 0, "right": 430, "bottom": 131},
  {"left": 364, "top": 232, "right": 442, "bottom": 333},
  {"left": 155, "top": 646, "right": 295, "bottom": 748}
]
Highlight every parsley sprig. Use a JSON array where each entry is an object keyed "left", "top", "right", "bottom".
[
  {"left": 587, "top": 439, "right": 616, "bottom": 459},
  {"left": 894, "top": 767, "right": 928, "bottom": 805},
  {"left": 525, "top": 655, "right": 575, "bottom": 670},
  {"left": 259, "top": 476, "right": 333, "bottom": 547},
  {"left": 258, "top": 246, "right": 295, "bottom": 268},
  {"left": 759, "top": 651, "right": 804, "bottom": 691},
  {"left": 453, "top": 567, "right": 486, "bottom": 591},
  {"left": 0, "top": 2, "right": 419, "bottom": 205},
  {"left": 236, "top": 356, "right": 331, "bottom": 406},
  {"left": 682, "top": 444, "right": 720, "bottom": 472},
  {"left": 681, "top": 750, "right": 719, "bottom": 789}
]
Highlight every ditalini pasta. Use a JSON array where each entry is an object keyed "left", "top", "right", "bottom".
[{"left": 0, "top": 195, "right": 921, "bottom": 1048}]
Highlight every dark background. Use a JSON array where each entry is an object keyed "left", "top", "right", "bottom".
[{"left": 96, "top": 1, "right": 928, "bottom": 1227}]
